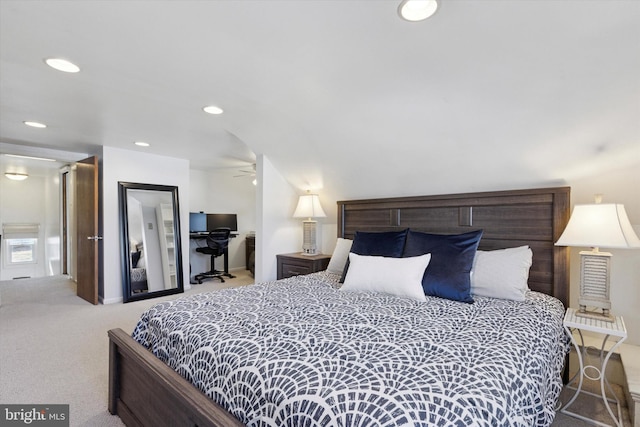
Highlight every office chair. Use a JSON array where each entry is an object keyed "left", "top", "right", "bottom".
[{"left": 194, "top": 227, "right": 236, "bottom": 284}]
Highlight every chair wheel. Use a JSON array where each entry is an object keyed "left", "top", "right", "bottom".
[
  {"left": 197, "top": 279, "right": 203, "bottom": 284},
  {"left": 220, "top": 278, "right": 225, "bottom": 283}
]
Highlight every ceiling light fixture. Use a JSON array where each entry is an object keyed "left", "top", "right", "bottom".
[
  {"left": 4, "top": 154, "right": 56, "bottom": 162},
  {"left": 5, "top": 172, "right": 29, "bottom": 181},
  {"left": 45, "top": 58, "right": 80, "bottom": 73},
  {"left": 203, "top": 105, "right": 224, "bottom": 115},
  {"left": 23, "top": 121, "right": 47, "bottom": 128},
  {"left": 398, "top": 0, "right": 438, "bottom": 21},
  {"left": 134, "top": 141, "right": 150, "bottom": 147}
]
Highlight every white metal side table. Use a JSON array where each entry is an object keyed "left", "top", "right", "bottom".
[{"left": 561, "top": 307, "right": 627, "bottom": 427}]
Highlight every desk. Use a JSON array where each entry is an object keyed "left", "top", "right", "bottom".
[
  {"left": 561, "top": 307, "right": 627, "bottom": 427},
  {"left": 189, "top": 232, "right": 237, "bottom": 278},
  {"left": 190, "top": 232, "right": 238, "bottom": 238}
]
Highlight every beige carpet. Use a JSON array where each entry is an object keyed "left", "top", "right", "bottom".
[
  {"left": 0, "top": 274, "right": 631, "bottom": 426},
  {"left": 0, "top": 272, "right": 254, "bottom": 426},
  {"left": 554, "top": 380, "right": 631, "bottom": 426}
]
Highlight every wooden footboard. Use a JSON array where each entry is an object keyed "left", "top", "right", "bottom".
[{"left": 108, "top": 328, "right": 243, "bottom": 427}]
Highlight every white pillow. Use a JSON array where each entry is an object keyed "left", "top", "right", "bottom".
[
  {"left": 326, "top": 238, "right": 353, "bottom": 274},
  {"left": 341, "top": 253, "right": 431, "bottom": 302},
  {"left": 470, "top": 245, "right": 533, "bottom": 301}
]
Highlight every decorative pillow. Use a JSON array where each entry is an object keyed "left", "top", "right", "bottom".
[
  {"left": 131, "top": 251, "right": 141, "bottom": 268},
  {"left": 327, "top": 238, "right": 353, "bottom": 274},
  {"left": 339, "top": 229, "right": 409, "bottom": 283},
  {"left": 341, "top": 253, "right": 431, "bottom": 301},
  {"left": 471, "top": 245, "right": 533, "bottom": 301},
  {"left": 403, "top": 229, "right": 483, "bottom": 303}
]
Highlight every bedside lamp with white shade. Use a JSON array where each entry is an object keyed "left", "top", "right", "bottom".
[
  {"left": 555, "top": 195, "right": 640, "bottom": 322},
  {"left": 293, "top": 192, "right": 326, "bottom": 255}
]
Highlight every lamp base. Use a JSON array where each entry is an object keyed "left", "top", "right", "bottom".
[
  {"left": 300, "top": 250, "right": 318, "bottom": 256},
  {"left": 575, "top": 306, "right": 615, "bottom": 323},
  {"left": 301, "top": 220, "right": 318, "bottom": 256}
]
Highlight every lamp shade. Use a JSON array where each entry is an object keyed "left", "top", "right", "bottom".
[
  {"left": 293, "top": 194, "right": 326, "bottom": 219},
  {"left": 555, "top": 203, "right": 640, "bottom": 249}
]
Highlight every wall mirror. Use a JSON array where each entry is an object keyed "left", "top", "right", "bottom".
[{"left": 119, "top": 182, "right": 184, "bottom": 303}]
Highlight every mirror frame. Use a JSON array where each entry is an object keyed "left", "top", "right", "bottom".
[{"left": 118, "top": 181, "right": 184, "bottom": 303}]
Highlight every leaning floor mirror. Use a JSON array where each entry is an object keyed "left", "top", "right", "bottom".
[{"left": 118, "top": 182, "right": 184, "bottom": 303}]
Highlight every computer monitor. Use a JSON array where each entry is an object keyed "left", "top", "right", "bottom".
[
  {"left": 189, "top": 212, "right": 207, "bottom": 233},
  {"left": 207, "top": 213, "right": 238, "bottom": 232}
]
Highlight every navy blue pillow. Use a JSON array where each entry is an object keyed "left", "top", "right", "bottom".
[
  {"left": 339, "top": 229, "right": 408, "bottom": 283},
  {"left": 403, "top": 229, "right": 483, "bottom": 303},
  {"left": 131, "top": 251, "right": 141, "bottom": 268}
]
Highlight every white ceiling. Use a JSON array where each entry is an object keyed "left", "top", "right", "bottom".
[{"left": 1, "top": 1, "right": 639, "bottom": 200}]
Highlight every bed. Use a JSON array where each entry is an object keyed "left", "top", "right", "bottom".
[{"left": 108, "top": 186, "right": 571, "bottom": 427}]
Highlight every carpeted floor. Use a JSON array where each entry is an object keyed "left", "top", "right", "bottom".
[
  {"left": 0, "top": 274, "right": 631, "bottom": 426},
  {"left": 0, "top": 273, "right": 254, "bottom": 426},
  {"left": 554, "top": 379, "right": 631, "bottom": 426}
]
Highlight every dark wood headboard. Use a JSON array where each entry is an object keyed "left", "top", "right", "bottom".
[{"left": 337, "top": 186, "right": 571, "bottom": 307}]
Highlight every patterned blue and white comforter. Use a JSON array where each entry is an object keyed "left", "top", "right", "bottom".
[{"left": 132, "top": 271, "right": 569, "bottom": 427}]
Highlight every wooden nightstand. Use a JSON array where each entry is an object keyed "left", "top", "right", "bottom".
[
  {"left": 276, "top": 253, "right": 331, "bottom": 279},
  {"left": 561, "top": 307, "right": 627, "bottom": 427}
]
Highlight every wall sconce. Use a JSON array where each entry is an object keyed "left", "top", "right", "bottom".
[
  {"left": 293, "top": 192, "right": 326, "bottom": 255},
  {"left": 555, "top": 195, "right": 640, "bottom": 321},
  {"left": 5, "top": 172, "right": 29, "bottom": 181}
]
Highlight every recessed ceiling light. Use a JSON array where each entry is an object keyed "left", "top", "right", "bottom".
[
  {"left": 203, "top": 105, "right": 224, "bottom": 115},
  {"left": 398, "top": 0, "right": 438, "bottom": 22},
  {"left": 134, "top": 141, "right": 150, "bottom": 147},
  {"left": 23, "top": 121, "right": 47, "bottom": 128},
  {"left": 45, "top": 58, "right": 80, "bottom": 73},
  {"left": 4, "top": 154, "right": 56, "bottom": 162}
]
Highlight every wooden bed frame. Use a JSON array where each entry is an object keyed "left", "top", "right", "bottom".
[{"left": 108, "top": 186, "right": 570, "bottom": 426}]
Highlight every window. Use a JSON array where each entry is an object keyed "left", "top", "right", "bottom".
[
  {"left": 6, "top": 238, "right": 38, "bottom": 264},
  {"left": 2, "top": 223, "right": 40, "bottom": 267}
]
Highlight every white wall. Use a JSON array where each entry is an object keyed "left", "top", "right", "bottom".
[
  {"left": 101, "top": 146, "right": 190, "bottom": 304},
  {"left": 255, "top": 155, "right": 300, "bottom": 282},
  {"left": 0, "top": 174, "right": 58, "bottom": 280},
  {"left": 189, "top": 169, "right": 256, "bottom": 278},
  {"left": 43, "top": 172, "right": 61, "bottom": 275},
  {"left": 62, "top": 166, "right": 78, "bottom": 280}
]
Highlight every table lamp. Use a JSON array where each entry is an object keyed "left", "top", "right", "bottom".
[
  {"left": 555, "top": 195, "right": 640, "bottom": 321},
  {"left": 293, "top": 191, "right": 326, "bottom": 255}
]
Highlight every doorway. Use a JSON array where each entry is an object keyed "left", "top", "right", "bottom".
[{"left": 61, "top": 169, "right": 69, "bottom": 275}]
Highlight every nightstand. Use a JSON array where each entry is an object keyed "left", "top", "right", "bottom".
[
  {"left": 561, "top": 307, "right": 627, "bottom": 427},
  {"left": 276, "top": 253, "right": 331, "bottom": 279}
]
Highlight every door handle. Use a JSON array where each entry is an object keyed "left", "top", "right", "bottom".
[{"left": 87, "top": 236, "right": 103, "bottom": 241}]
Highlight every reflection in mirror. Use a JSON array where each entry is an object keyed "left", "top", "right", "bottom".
[{"left": 119, "top": 182, "right": 184, "bottom": 303}]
